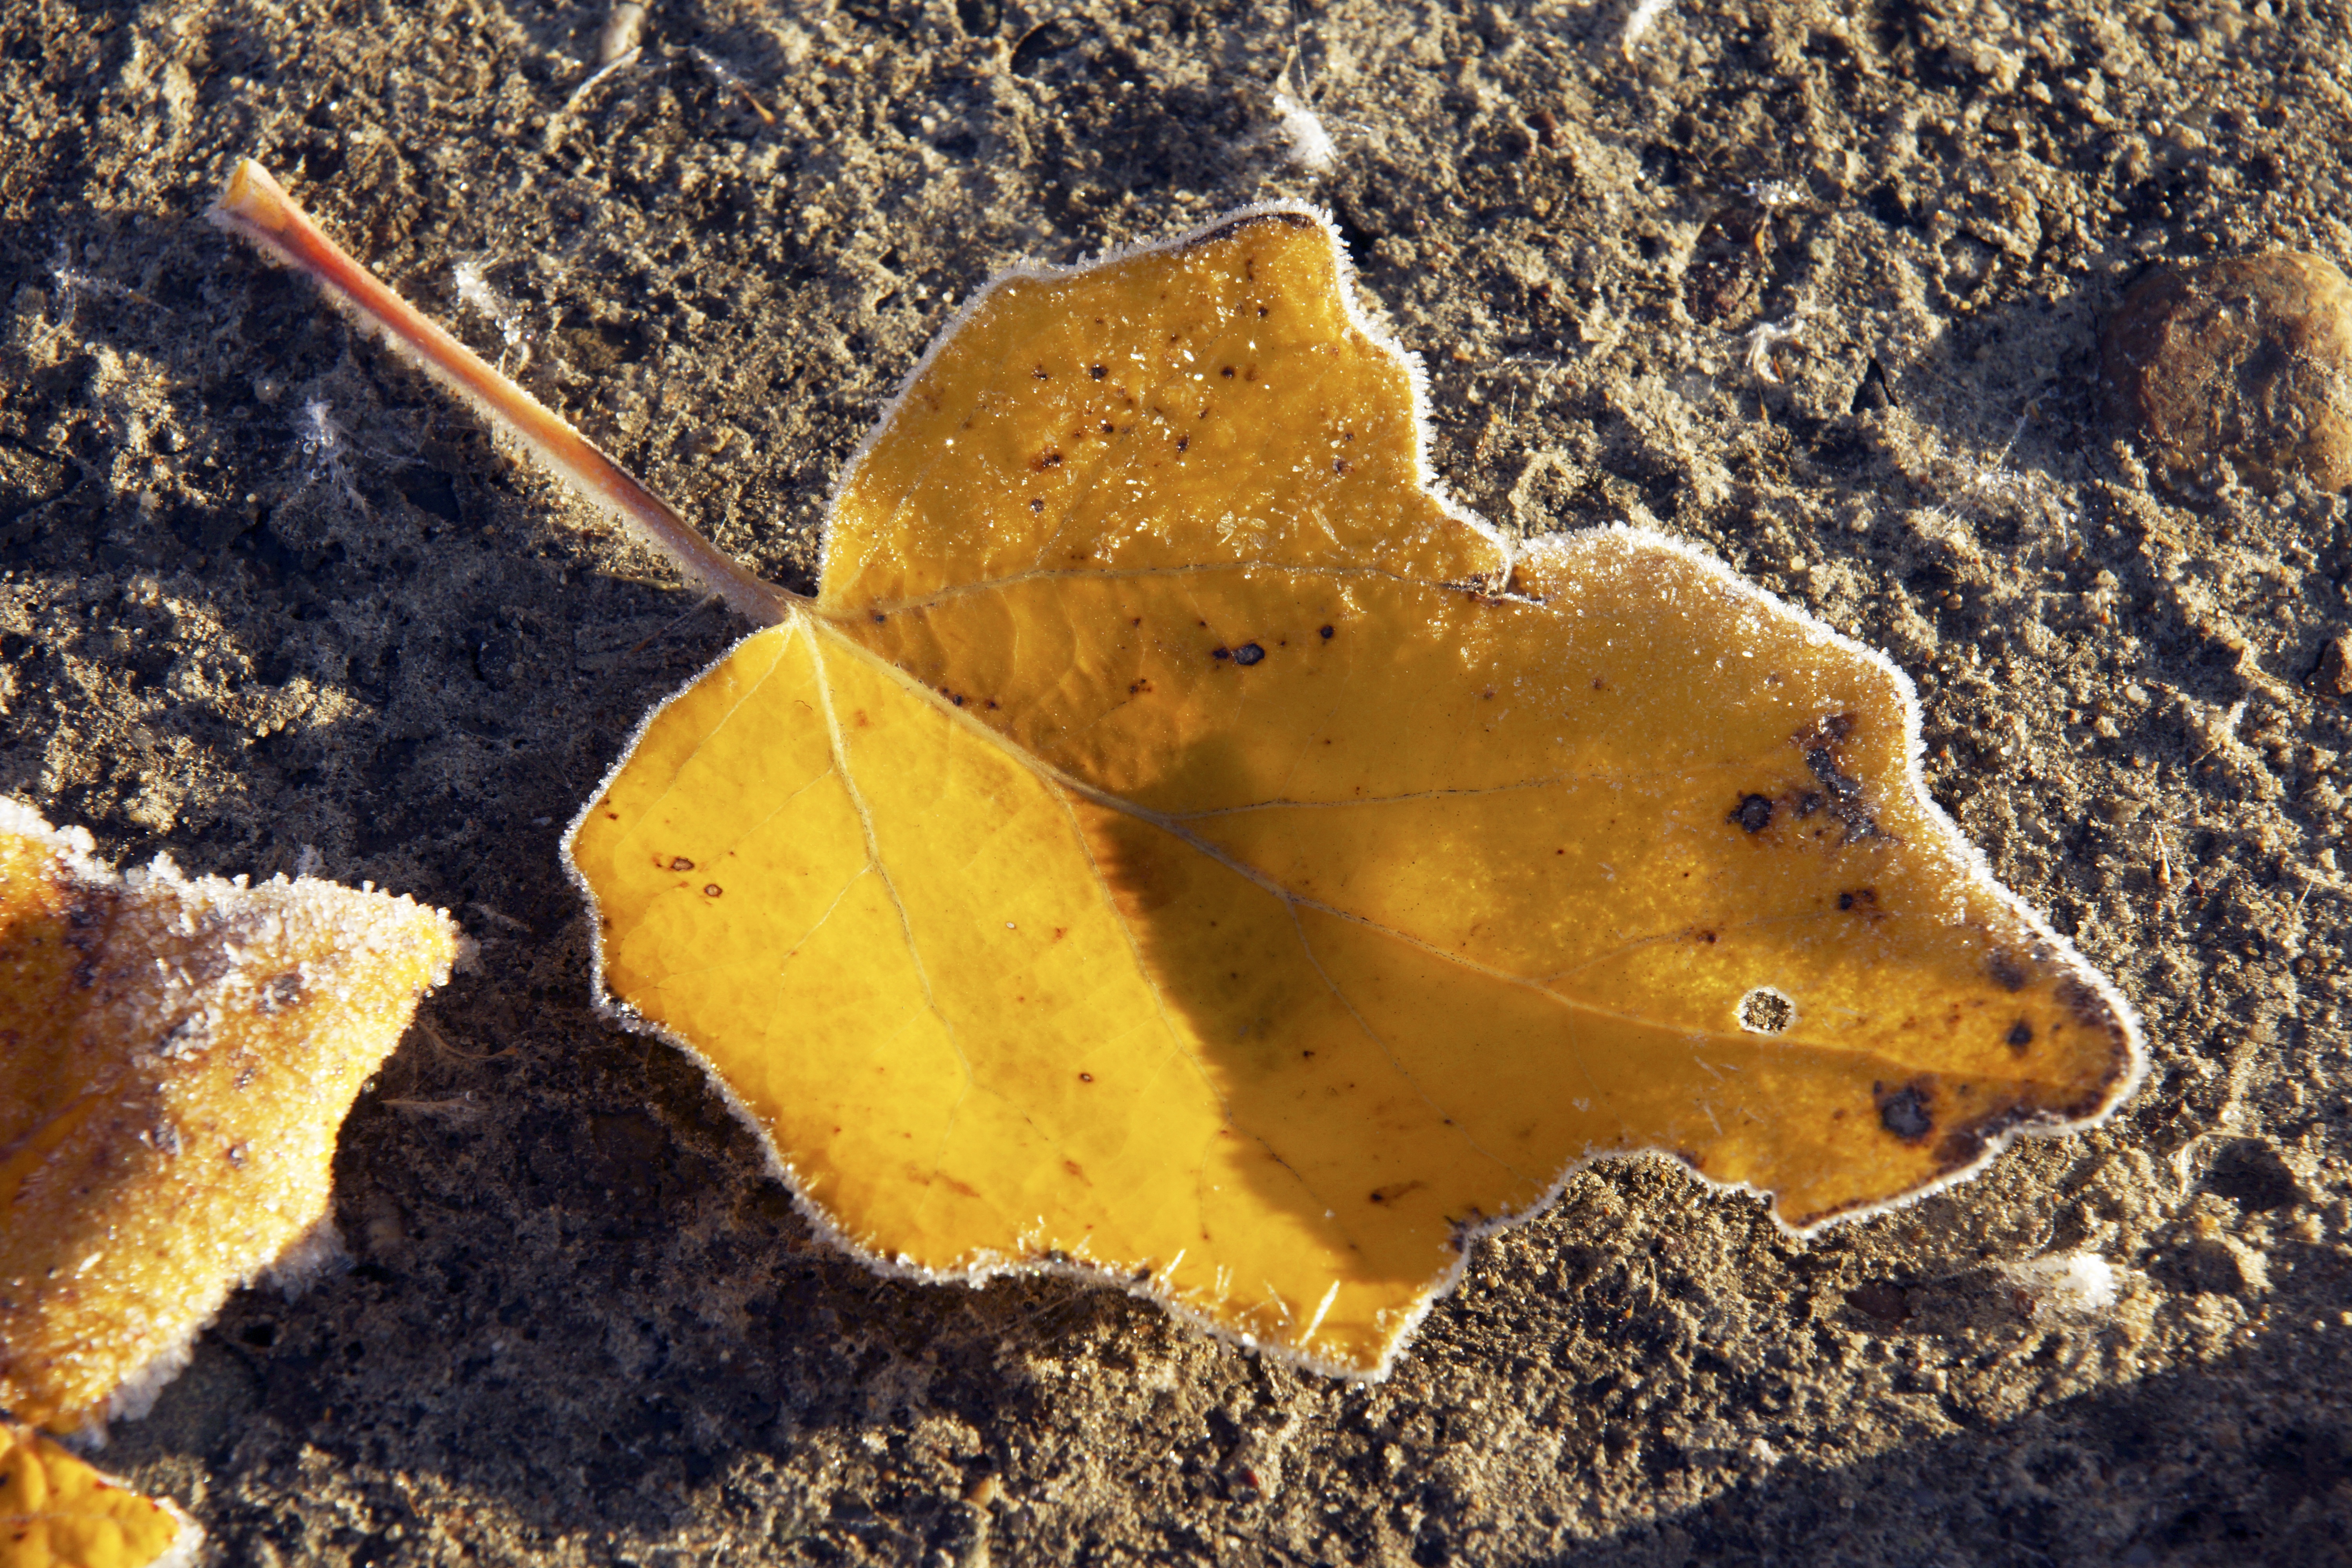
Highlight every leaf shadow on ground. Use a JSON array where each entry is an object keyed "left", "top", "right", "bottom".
[
  {"left": 102, "top": 1009, "right": 2352, "bottom": 1568},
  {"left": 93, "top": 893, "right": 2341, "bottom": 1567},
  {"left": 1549, "top": 1314, "right": 2352, "bottom": 1568}
]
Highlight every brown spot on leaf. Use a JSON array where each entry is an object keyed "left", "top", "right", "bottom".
[
  {"left": 1875, "top": 1080, "right": 1934, "bottom": 1142},
  {"left": 1797, "top": 714, "right": 1881, "bottom": 842},
  {"left": 1933, "top": 1093, "right": 2049, "bottom": 1168},
  {"left": 2055, "top": 975, "right": 2113, "bottom": 1029}
]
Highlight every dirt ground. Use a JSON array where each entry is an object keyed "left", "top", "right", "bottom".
[{"left": 5, "top": 0, "right": 2352, "bottom": 1561}]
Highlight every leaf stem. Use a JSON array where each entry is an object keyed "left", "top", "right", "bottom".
[{"left": 209, "top": 158, "right": 801, "bottom": 624}]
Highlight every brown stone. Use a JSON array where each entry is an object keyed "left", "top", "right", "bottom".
[
  {"left": 2312, "top": 633, "right": 2352, "bottom": 698},
  {"left": 2101, "top": 251, "right": 2352, "bottom": 495}
]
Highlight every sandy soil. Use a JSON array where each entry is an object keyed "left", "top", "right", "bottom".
[{"left": 5, "top": 0, "right": 2352, "bottom": 1561}]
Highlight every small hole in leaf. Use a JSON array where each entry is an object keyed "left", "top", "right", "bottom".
[{"left": 1737, "top": 987, "right": 1797, "bottom": 1034}]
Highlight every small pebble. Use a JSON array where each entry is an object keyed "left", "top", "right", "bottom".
[
  {"left": 683, "top": 422, "right": 743, "bottom": 459},
  {"left": 2312, "top": 632, "right": 2352, "bottom": 698},
  {"left": 597, "top": 2, "right": 649, "bottom": 67},
  {"left": 2100, "top": 250, "right": 2352, "bottom": 495},
  {"left": 1682, "top": 202, "right": 1771, "bottom": 327}
]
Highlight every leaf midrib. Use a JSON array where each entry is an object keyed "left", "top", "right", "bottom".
[{"left": 804, "top": 613, "right": 2014, "bottom": 1072}]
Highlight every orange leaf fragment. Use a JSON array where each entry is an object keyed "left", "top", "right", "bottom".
[
  {"left": 565, "top": 209, "right": 2143, "bottom": 1374},
  {"left": 0, "top": 802, "right": 457, "bottom": 1430},
  {"left": 0, "top": 1421, "right": 197, "bottom": 1568}
]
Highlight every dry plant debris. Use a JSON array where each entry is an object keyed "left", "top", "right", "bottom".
[
  {"left": 0, "top": 1421, "right": 196, "bottom": 1568},
  {"left": 215, "top": 163, "right": 2143, "bottom": 1378},
  {"left": 0, "top": 800, "right": 457, "bottom": 1431}
]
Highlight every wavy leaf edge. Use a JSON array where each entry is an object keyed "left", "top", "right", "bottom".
[{"left": 560, "top": 200, "right": 2147, "bottom": 1380}]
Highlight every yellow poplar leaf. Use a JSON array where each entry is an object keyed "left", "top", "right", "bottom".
[
  {"left": 0, "top": 1422, "right": 197, "bottom": 1568},
  {"left": 0, "top": 801, "right": 458, "bottom": 1430},
  {"left": 565, "top": 206, "right": 2143, "bottom": 1376}
]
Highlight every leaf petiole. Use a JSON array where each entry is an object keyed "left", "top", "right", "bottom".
[{"left": 208, "top": 157, "right": 800, "bottom": 624}]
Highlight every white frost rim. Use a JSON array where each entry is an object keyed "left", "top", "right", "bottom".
[
  {"left": 563, "top": 205, "right": 2149, "bottom": 1383},
  {"left": 814, "top": 198, "right": 1511, "bottom": 594}
]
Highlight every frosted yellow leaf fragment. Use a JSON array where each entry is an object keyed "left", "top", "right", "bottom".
[
  {"left": 0, "top": 1422, "right": 196, "bottom": 1568},
  {"left": 567, "top": 207, "right": 2143, "bottom": 1375},
  {"left": 0, "top": 801, "right": 457, "bottom": 1430}
]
